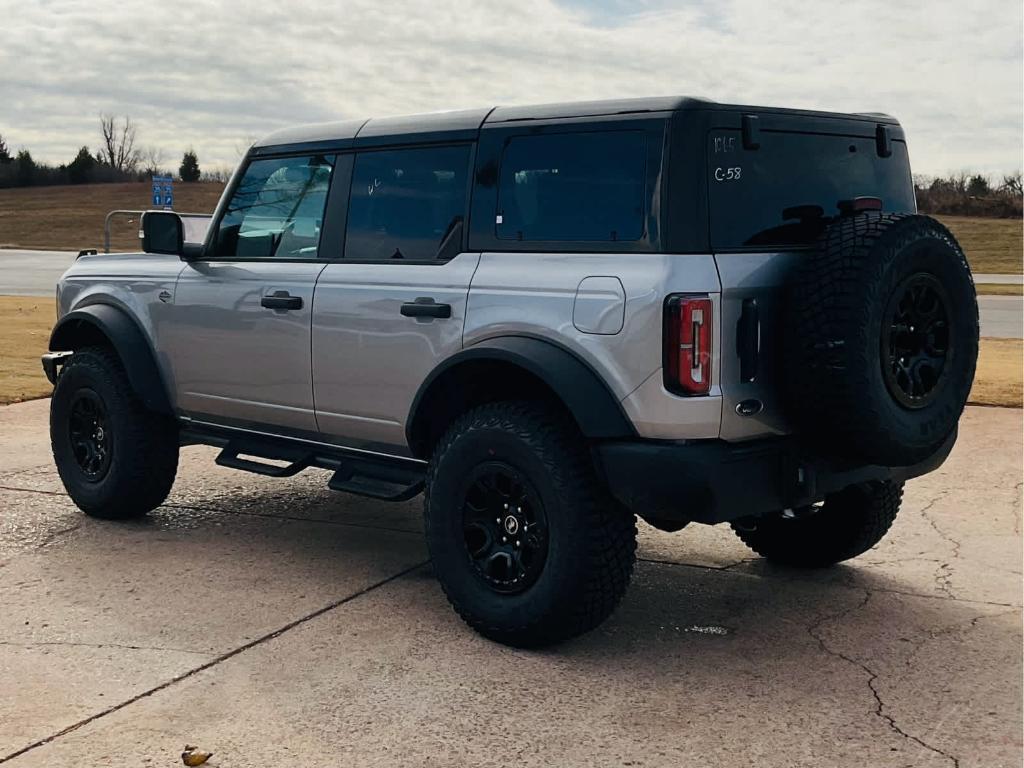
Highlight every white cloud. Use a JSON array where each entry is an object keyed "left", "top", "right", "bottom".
[{"left": 1, "top": 0, "right": 1020, "bottom": 176}]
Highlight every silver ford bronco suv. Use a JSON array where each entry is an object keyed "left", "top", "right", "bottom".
[{"left": 43, "top": 97, "right": 979, "bottom": 647}]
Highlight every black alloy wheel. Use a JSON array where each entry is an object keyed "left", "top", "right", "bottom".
[
  {"left": 460, "top": 461, "right": 549, "bottom": 594},
  {"left": 67, "top": 389, "right": 112, "bottom": 481},
  {"left": 881, "top": 272, "right": 952, "bottom": 409}
]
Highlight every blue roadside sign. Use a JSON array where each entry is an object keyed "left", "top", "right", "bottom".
[{"left": 151, "top": 175, "right": 174, "bottom": 209}]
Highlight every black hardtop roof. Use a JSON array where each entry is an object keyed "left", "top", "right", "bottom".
[{"left": 251, "top": 96, "right": 899, "bottom": 152}]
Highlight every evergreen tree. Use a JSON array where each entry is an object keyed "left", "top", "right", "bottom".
[
  {"left": 0, "top": 134, "right": 11, "bottom": 164},
  {"left": 179, "top": 149, "right": 201, "bottom": 182},
  {"left": 68, "top": 146, "right": 96, "bottom": 184},
  {"left": 15, "top": 149, "right": 35, "bottom": 186}
]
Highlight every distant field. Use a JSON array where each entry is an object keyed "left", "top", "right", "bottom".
[
  {"left": 0, "top": 184, "right": 1019, "bottom": 274},
  {"left": 0, "top": 182, "right": 226, "bottom": 252},
  {"left": 936, "top": 216, "right": 1023, "bottom": 275}
]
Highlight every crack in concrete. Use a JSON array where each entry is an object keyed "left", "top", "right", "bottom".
[
  {"left": 637, "top": 557, "right": 1021, "bottom": 608},
  {"left": 0, "top": 484, "right": 424, "bottom": 537},
  {"left": 1012, "top": 481, "right": 1022, "bottom": 537},
  {"left": 0, "top": 640, "right": 210, "bottom": 656},
  {"left": 917, "top": 491, "right": 961, "bottom": 600},
  {"left": 0, "top": 560, "right": 429, "bottom": 764},
  {"left": 806, "top": 590, "right": 961, "bottom": 768},
  {"left": 35, "top": 523, "right": 80, "bottom": 548}
]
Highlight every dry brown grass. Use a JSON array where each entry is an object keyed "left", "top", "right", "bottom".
[
  {"left": 969, "top": 338, "right": 1023, "bottom": 408},
  {"left": 975, "top": 283, "right": 1023, "bottom": 296},
  {"left": 1, "top": 293, "right": 1019, "bottom": 410},
  {"left": 0, "top": 296, "right": 55, "bottom": 405},
  {"left": 934, "top": 215, "right": 1023, "bottom": 275},
  {"left": 0, "top": 182, "right": 226, "bottom": 252}
]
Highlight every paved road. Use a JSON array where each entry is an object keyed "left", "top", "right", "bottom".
[
  {"left": 0, "top": 398, "right": 1020, "bottom": 767},
  {"left": 1, "top": 249, "right": 1022, "bottom": 337},
  {"left": 974, "top": 273, "right": 1024, "bottom": 285},
  {"left": 0, "top": 249, "right": 77, "bottom": 297},
  {"left": 977, "top": 294, "right": 1024, "bottom": 338}
]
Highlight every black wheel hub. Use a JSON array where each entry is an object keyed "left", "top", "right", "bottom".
[
  {"left": 68, "top": 389, "right": 112, "bottom": 481},
  {"left": 460, "top": 462, "right": 549, "bottom": 594},
  {"left": 881, "top": 273, "right": 952, "bottom": 409}
]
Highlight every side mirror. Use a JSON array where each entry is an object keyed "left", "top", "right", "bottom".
[{"left": 141, "top": 211, "right": 184, "bottom": 256}]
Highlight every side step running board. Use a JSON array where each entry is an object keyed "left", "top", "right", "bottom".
[
  {"left": 328, "top": 457, "right": 424, "bottom": 501},
  {"left": 209, "top": 435, "right": 424, "bottom": 501},
  {"left": 215, "top": 442, "right": 312, "bottom": 477}
]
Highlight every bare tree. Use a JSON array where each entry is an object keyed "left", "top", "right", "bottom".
[
  {"left": 99, "top": 113, "right": 141, "bottom": 172},
  {"left": 141, "top": 145, "right": 166, "bottom": 175},
  {"left": 1000, "top": 172, "right": 1022, "bottom": 197}
]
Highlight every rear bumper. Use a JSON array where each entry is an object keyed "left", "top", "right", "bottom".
[{"left": 595, "top": 429, "right": 956, "bottom": 525}]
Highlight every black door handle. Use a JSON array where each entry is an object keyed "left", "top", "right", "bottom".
[
  {"left": 400, "top": 298, "right": 451, "bottom": 319},
  {"left": 261, "top": 291, "right": 303, "bottom": 311}
]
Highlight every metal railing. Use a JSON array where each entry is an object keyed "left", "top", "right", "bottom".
[{"left": 103, "top": 209, "right": 213, "bottom": 253}]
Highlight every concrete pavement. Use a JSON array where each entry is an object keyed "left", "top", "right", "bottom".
[{"left": 0, "top": 398, "right": 1020, "bottom": 767}]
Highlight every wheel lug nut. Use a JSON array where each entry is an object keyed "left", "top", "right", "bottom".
[
  {"left": 502, "top": 536, "right": 507, "bottom": 543},
  {"left": 515, "top": 540, "right": 521, "bottom": 547}
]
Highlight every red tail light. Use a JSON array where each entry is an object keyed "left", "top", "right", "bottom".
[{"left": 664, "top": 295, "right": 713, "bottom": 396}]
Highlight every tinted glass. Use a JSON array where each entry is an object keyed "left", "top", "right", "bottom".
[
  {"left": 707, "top": 130, "right": 916, "bottom": 250},
  {"left": 345, "top": 145, "right": 470, "bottom": 261},
  {"left": 214, "top": 155, "right": 335, "bottom": 259},
  {"left": 496, "top": 131, "right": 647, "bottom": 242}
]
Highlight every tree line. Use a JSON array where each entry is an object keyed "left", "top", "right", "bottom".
[
  {"left": 1, "top": 116, "right": 1022, "bottom": 219},
  {"left": 0, "top": 115, "right": 207, "bottom": 189},
  {"left": 913, "top": 172, "right": 1022, "bottom": 218}
]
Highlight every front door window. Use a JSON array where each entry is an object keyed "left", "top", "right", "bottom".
[{"left": 213, "top": 155, "right": 335, "bottom": 259}]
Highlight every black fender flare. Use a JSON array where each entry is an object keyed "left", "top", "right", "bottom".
[
  {"left": 49, "top": 304, "right": 172, "bottom": 415},
  {"left": 406, "top": 336, "right": 635, "bottom": 456}
]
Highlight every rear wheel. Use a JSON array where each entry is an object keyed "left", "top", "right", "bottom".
[
  {"left": 424, "top": 401, "right": 636, "bottom": 647},
  {"left": 50, "top": 346, "right": 179, "bottom": 519},
  {"left": 731, "top": 481, "right": 903, "bottom": 568}
]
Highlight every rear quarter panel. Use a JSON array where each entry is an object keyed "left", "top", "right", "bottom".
[{"left": 464, "top": 252, "right": 723, "bottom": 439}]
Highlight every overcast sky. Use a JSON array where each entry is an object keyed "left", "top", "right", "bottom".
[{"left": 1, "top": 0, "right": 1021, "bottom": 177}]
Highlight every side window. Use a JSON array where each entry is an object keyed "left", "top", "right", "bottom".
[
  {"left": 497, "top": 131, "right": 647, "bottom": 242},
  {"left": 213, "top": 154, "right": 335, "bottom": 259},
  {"left": 345, "top": 145, "right": 471, "bottom": 261}
]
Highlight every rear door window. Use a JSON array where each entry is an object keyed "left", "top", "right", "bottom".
[
  {"left": 496, "top": 131, "right": 647, "bottom": 242},
  {"left": 707, "top": 130, "right": 915, "bottom": 250},
  {"left": 345, "top": 145, "right": 471, "bottom": 261}
]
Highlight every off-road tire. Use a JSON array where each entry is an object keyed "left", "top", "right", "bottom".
[
  {"left": 424, "top": 401, "right": 636, "bottom": 647},
  {"left": 50, "top": 346, "right": 178, "bottom": 519},
  {"left": 784, "top": 213, "right": 978, "bottom": 466},
  {"left": 731, "top": 481, "right": 903, "bottom": 568}
]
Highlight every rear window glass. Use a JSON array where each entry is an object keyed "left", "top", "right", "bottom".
[
  {"left": 497, "top": 131, "right": 646, "bottom": 242},
  {"left": 707, "top": 130, "right": 915, "bottom": 250}
]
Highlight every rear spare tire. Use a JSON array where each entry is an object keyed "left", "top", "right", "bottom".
[{"left": 784, "top": 213, "right": 978, "bottom": 466}]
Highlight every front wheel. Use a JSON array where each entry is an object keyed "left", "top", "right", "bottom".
[
  {"left": 424, "top": 401, "right": 636, "bottom": 647},
  {"left": 731, "top": 481, "right": 903, "bottom": 568},
  {"left": 50, "top": 346, "right": 179, "bottom": 519}
]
